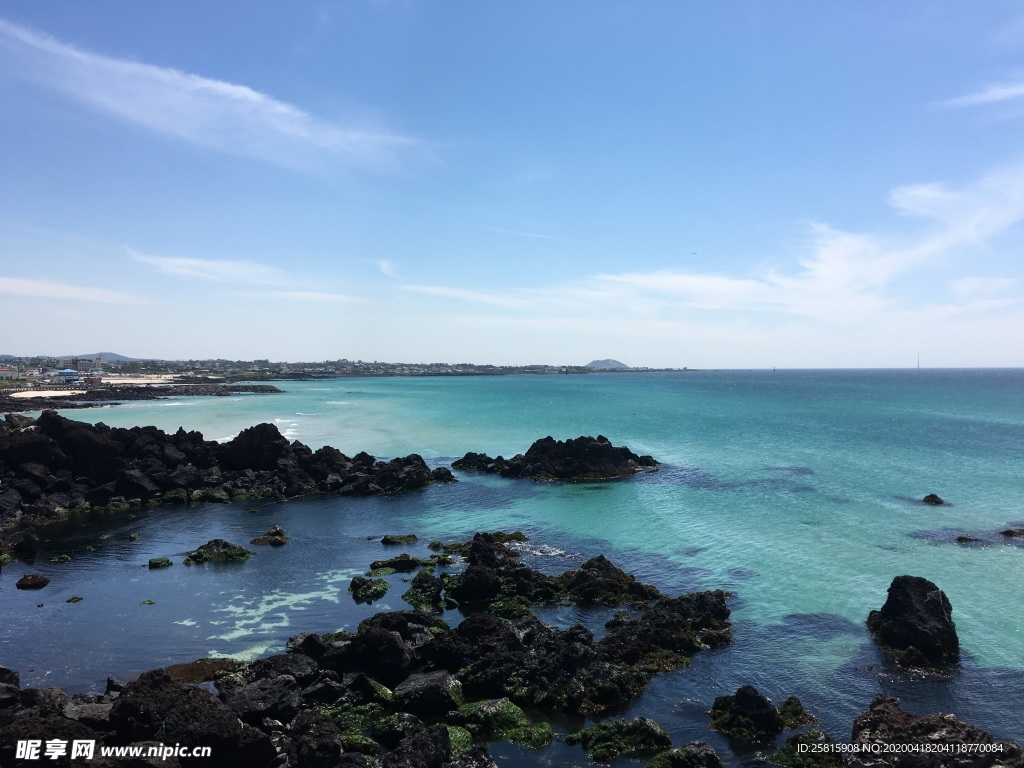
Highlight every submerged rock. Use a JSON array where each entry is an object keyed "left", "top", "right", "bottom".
[
  {"left": 866, "top": 575, "right": 959, "bottom": 668},
  {"left": 922, "top": 494, "right": 945, "bottom": 505}
]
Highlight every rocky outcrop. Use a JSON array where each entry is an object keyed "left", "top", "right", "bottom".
[
  {"left": 250, "top": 524, "right": 288, "bottom": 546},
  {"left": 707, "top": 685, "right": 785, "bottom": 742},
  {"left": 452, "top": 435, "right": 658, "bottom": 481},
  {"left": 851, "top": 694, "right": 1023, "bottom": 767},
  {"left": 566, "top": 717, "right": 673, "bottom": 761},
  {"left": 866, "top": 576, "right": 959, "bottom": 668},
  {"left": 0, "top": 411, "right": 456, "bottom": 532},
  {"left": 183, "top": 539, "right": 253, "bottom": 565},
  {"left": 15, "top": 574, "right": 49, "bottom": 590},
  {"left": 922, "top": 494, "right": 944, "bottom": 505}
]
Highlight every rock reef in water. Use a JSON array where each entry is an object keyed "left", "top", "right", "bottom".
[
  {"left": 866, "top": 575, "right": 959, "bottom": 669},
  {"left": 452, "top": 434, "right": 658, "bottom": 481},
  {"left": 0, "top": 411, "right": 456, "bottom": 534},
  {"left": 851, "top": 694, "right": 1023, "bottom": 767},
  {"left": 0, "top": 531, "right": 1020, "bottom": 767},
  {"left": 183, "top": 539, "right": 254, "bottom": 565}
]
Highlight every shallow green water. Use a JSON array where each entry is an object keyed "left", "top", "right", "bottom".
[{"left": 5, "top": 369, "right": 1022, "bottom": 757}]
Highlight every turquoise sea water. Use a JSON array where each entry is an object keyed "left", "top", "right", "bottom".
[{"left": 2, "top": 369, "right": 1022, "bottom": 761}]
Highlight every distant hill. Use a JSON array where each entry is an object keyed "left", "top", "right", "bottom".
[
  {"left": 585, "top": 359, "right": 629, "bottom": 369},
  {"left": 55, "top": 352, "right": 148, "bottom": 362}
]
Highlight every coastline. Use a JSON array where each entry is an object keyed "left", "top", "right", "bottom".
[{"left": 3, "top": 371, "right": 1023, "bottom": 764}]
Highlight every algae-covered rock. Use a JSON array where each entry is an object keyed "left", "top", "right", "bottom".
[
  {"left": 350, "top": 576, "right": 390, "bottom": 604},
  {"left": 402, "top": 569, "right": 444, "bottom": 613},
  {"left": 50, "top": 554, "right": 71, "bottom": 563},
  {"left": 183, "top": 538, "right": 254, "bottom": 564},
  {"left": 647, "top": 742, "right": 723, "bottom": 768},
  {"left": 708, "top": 685, "right": 784, "bottom": 742},
  {"left": 148, "top": 557, "right": 173, "bottom": 569},
  {"left": 457, "top": 698, "right": 552, "bottom": 749},
  {"left": 393, "top": 670, "right": 463, "bottom": 718},
  {"left": 566, "top": 716, "right": 672, "bottom": 761},
  {"left": 382, "top": 533, "right": 419, "bottom": 545},
  {"left": 369, "top": 553, "right": 430, "bottom": 573},
  {"left": 778, "top": 696, "right": 816, "bottom": 728}
]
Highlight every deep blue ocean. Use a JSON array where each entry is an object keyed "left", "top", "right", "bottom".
[{"left": 2, "top": 369, "right": 1022, "bottom": 764}]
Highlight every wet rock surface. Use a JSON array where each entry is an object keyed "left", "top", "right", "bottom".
[
  {"left": 708, "top": 685, "right": 786, "bottom": 743},
  {"left": 866, "top": 576, "right": 959, "bottom": 669},
  {"left": 452, "top": 434, "right": 658, "bottom": 481},
  {"left": 850, "top": 694, "right": 1023, "bottom": 768},
  {"left": 183, "top": 539, "right": 254, "bottom": 565}
]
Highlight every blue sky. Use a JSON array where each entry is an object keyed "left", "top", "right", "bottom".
[{"left": 1, "top": 2, "right": 1022, "bottom": 367}]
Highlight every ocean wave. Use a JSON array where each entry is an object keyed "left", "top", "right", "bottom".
[
  {"left": 511, "top": 542, "right": 569, "bottom": 557},
  {"left": 326, "top": 401, "right": 351, "bottom": 406}
]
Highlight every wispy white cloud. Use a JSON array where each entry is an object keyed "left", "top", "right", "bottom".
[
  {"left": 376, "top": 259, "right": 397, "bottom": 277},
  {"left": 0, "top": 17, "right": 421, "bottom": 170},
  {"left": 942, "top": 79, "right": 1024, "bottom": 107},
  {"left": 129, "top": 248, "right": 283, "bottom": 284},
  {"left": 402, "top": 163, "right": 1024, "bottom": 332},
  {"left": 0, "top": 276, "right": 140, "bottom": 304}
]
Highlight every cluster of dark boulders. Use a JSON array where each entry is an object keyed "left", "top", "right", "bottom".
[
  {"left": 708, "top": 686, "right": 812, "bottom": 743},
  {"left": 452, "top": 434, "right": 658, "bottom": 481},
  {"left": 866, "top": 576, "right": 959, "bottom": 670},
  {"left": 849, "top": 694, "right": 1023, "bottom": 767},
  {"left": 0, "top": 411, "right": 455, "bottom": 532},
  {"left": 345, "top": 534, "right": 734, "bottom": 717},
  {"left": 3, "top": 527, "right": 1023, "bottom": 767}
]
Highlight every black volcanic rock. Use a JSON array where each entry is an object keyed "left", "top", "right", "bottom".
[
  {"left": 851, "top": 693, "right": 1023, "bottom": 766},
  {"left": 452, "top": 435, "right": 658, "bottom": 481},
  {"left": 16, "top": 574, "right": 49, "bottom": 590},
  {"left": 109, "top": 669, "right": 274, "bottom": 766},
  {"left": 922, "top": 493, "right": 945, "bottom": 505},
  {"left": 866, "top": 576, "right": 959, "bottom": 668},
  {"left": 708, "top": 685, "right": 785, "bottom": 742},
  {"left": 0, "top": 412, "right": 456, "bottom": 528}
]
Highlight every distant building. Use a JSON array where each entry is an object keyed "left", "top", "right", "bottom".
[
  {"left": 0, "top": 366, "right": 18, "bottom": 380},
  {"left": 53, "top": 368, "right": 81, "bottom": 384}
]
